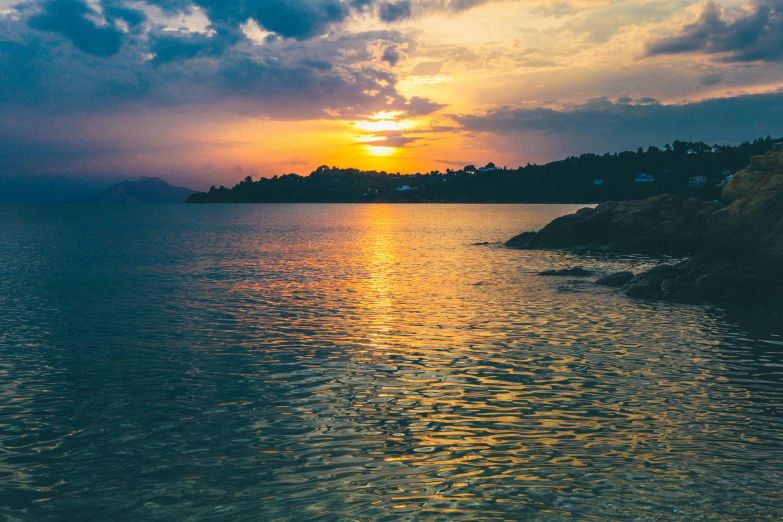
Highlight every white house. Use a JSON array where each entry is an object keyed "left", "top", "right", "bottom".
[
  {"left": 396, "top": 185, "right": 411, "bottom": 192},
  {"left": 592, "top": 179, "right": 605, "bottom": 186},
  {"left": 688, "top": 176, "right": 709, "bottom": 188},
  {"left": 773, "top": 142, "right": 783, "bottom": 151},
  {"left": 634, "top": 172, "right": 655, "bottom": 183}
]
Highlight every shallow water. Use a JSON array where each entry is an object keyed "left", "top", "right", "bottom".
[{"left": 0, "top": 204, "right": 781, "bottom": 521}]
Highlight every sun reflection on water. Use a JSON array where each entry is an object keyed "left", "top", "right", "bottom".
[{"left": 0, "top": 204, "right": 781, "bottom": 520}]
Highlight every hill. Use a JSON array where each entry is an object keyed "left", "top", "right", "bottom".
[{"left": 87, "top": 178, "right": 196, "bottom": 204}]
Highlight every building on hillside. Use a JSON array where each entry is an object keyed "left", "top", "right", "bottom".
[
  {"left": 688, "top": 175, "right": 709, "bottom": 188},
  {"left": 634, "top": 172, "right": 655, "bottom": 183},
  {"left": 592, "top": 179, "right": 605, "bottom": 186},
  {"left": 717, "top": 173, "right": 733, "bottom": 188},
  {"left": 396, "top": 185, "right": 411, "bottom": 192}
]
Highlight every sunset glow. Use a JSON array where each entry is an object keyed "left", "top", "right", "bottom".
[
  {"left": 1, "top": 0, "right": 782, "bottom": 192},
  {"left": 366, "top": 145, "right": 397, "bottom": 157}
]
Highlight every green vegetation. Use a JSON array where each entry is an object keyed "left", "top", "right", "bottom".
[{"left": 186, "top": 137, "right": 781, "bottom": 203}]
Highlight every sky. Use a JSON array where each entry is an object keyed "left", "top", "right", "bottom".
[{"left": 1, "top": 0, "right": 782, "bottom": 194}]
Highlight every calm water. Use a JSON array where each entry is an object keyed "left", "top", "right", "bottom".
[{"left": 0, "top": 204, "right": 781, "bottom": 521}]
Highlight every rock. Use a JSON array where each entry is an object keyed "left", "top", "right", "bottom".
[
  {"left": 595, "top": 271, "right": 634, "bottom": 287},
  {"left": 506, "top": 196, "right": 721, "bottom": 255},
  {"left": 630, "top": 257, "right": 769, "bottom": 304},
  {"left": 506, "top": 232, "right": 538, "bottom": 249},
  {"left": 538, "top": 267, "right": 592, "bottom": 276},
  {"left": 507, "top": 150, "right": 783, "bottom": 304},
  {"left": 622, "top": 265, "right": 678, "bottom": 299},
  {"left": 707, "top": 151, "right": 783, "bottom": 265}
]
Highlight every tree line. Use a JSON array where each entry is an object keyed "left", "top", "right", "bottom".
[{"left": 186, "top": 136, "right": 781, "bottom": 204}]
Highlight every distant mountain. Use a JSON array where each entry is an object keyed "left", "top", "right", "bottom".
[{"left": 86, "top": 177, "right": 197, "bottom": 204}]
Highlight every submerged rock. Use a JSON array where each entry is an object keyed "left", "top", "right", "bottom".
[
  {"left": 509, "top": 150, "right": 783, "bottom": 304},
  {"left": 538, "top": 267, "right": 592, "bottom": 276},
  {"left": 595, "top": 271, "right": 634, "bottom": 287},
  {"left": 622, "top": 265, "right": 678, "bottom": 300}
]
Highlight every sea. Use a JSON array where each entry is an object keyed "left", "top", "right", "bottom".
[{"left": 0, "top": 204, "right": 781, "bottom": 521}]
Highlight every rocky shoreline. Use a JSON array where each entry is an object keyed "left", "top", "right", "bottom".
[{"left": 508, "top": 150, "right": 783, "bottom": 304}]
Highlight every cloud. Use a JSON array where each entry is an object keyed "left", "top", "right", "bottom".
[
  {"left": 700, "top": 72, "right": 724, "bottom": 85},
  {"left": 149, "top": 30, "right": 236, "bottom": 65},
  {"left": 411, "top": 60, "right": 443, "bottom": 75},
  {"left": 27, "top": 0, "right": 126, "bottom": 57},
  {"left": 562, "top": 0, "right": 690, "bottom": 44},
  {"left": 531, "top": 2, "right": 574, "bottom": 18},
  {"left": 379, "top": 1, "right": 412, "bottom": 22},
  {"left": 402, "top": 96, "right": 447, "bottom": 116},
  {"left": 452, "top": 92, "right": 783, "bottom": 152},
  {"left": 1, "top": 9, "right": 438, "bottom": 121},
  {"left": 382, "top": 44, "right": 401, "bottom": 65},
  {"left": 366, "top": 130, "right": 421, "bottom": 147},
  {"left": 139, "top": 0, "right": 499, "bottom": 42},
  {"left": 645, "top": 0, "right": 783, "bottom": 62}
]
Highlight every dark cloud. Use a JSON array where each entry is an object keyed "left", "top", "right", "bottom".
[
  {"left": 379, "top": 1, "right": 412, "bottom": 22},
  {"left": 27, "top": 0, "right": 126, "bottom": 57},
  {"left": 150, "top": 29, "right": 237, "bottom": 65},
  {"left": 402, "top": 96, "right": 447, "bottom": 116},
  {"left": 382, "top": 44, "right": 401, "bottom": 65},
  {"left": 645, "top": 0, "right": 783, "bottom": 62},
  {"left": 103, "top": 2, "right": 147, "bottom": 29},
  {"left": 140, "top": 0, "right": 349, "bottom": 40},
  {"left": 700, "top": 72, "right": 725, "bottom": 85},
  {"left": 616, "top": 96, "right": 658, "bottom": 105},
  {"left": 300, "top": 58, "right": 333, "bottom": 70},
  {"left": 453, "top": 92, "right": 783, "bottom": 152}
]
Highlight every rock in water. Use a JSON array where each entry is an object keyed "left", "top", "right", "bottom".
[
  {"left": 622, "top": 265, "right": 679, "bottom": 299},
  {"left": 595, "top": 271, "right": 634, "bottom": 287},
  {"left": 538, "top": 267, "right": 592, "bottom": 276}
]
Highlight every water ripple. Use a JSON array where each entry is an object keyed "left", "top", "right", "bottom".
[{"left": 0, "top": 204, "right": 781, "bottom": 521}]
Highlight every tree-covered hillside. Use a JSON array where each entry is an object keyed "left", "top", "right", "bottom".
[{"left": 187, "top": 137, "right": 781, "bottom": 204}]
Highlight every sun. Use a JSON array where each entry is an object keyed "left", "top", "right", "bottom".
[{"left": 366, "top": 145, "right": 396, "bottom": 157}]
